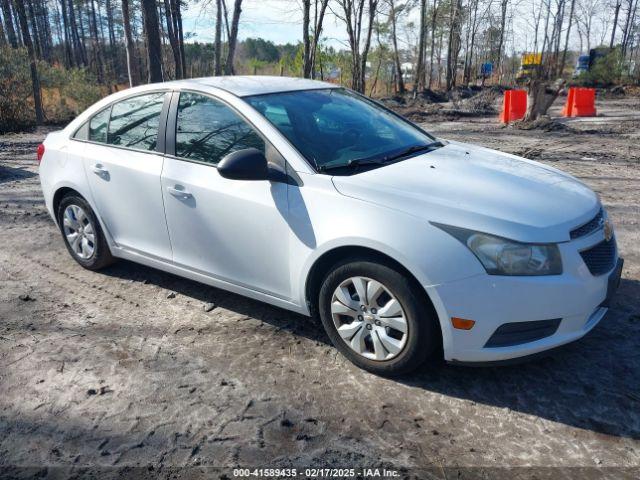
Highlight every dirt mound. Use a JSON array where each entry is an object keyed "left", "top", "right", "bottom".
[{"left": 513, "top": 116, "right": 573, "bottom": 132}]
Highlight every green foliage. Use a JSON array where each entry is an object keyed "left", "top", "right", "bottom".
[
  {"left": 0, "top": 46, "right": 103, "bottom": 133},
  {"left": 39, "top": 63, "right": 103, "bottom": 120},
  {"left": 577, "top": 48, "right": 624, "bottom": 87},
  {"left": 0, "top": 46, "right": 35, "bottom": 133},
  {"left": 243, "top": 38, "right": 280, "bottom": 63}
]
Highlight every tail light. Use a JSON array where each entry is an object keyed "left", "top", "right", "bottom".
[{"left": 37, "top": 143, "right": 45, "bottom": 164}]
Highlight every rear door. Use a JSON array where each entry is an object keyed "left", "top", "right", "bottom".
[
  {"left": 76, "top": 91, "right": 173, "bottom": 260},
  {"left": 160, "top": 91, "right": 292, "bottom": 299}
]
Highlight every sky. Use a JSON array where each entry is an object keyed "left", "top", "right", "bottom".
[
  {"left": 180, "top": 0, "right": 603, "bottom": 56},
  {"left": 182, "top": 0, "right": 345, "bottom": 47}
]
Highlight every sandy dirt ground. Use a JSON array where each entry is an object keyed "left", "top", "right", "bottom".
[{"left": 0, "top": 97, "right": 639, "bottom": 477}]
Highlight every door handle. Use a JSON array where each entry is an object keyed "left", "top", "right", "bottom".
[
  {"left": 167, "top": 186, "right": 193, "bottom": 199},
  {"left": 92, "top": 164, "right": 108, "bottom": 175}
]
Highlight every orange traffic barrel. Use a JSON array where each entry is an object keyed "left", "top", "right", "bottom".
[
  {"left": 500, "top": 90, "right": 527, "bottom": 123},
  {"left": 562, "top": 87, "right": 596, "bottom": 117}
]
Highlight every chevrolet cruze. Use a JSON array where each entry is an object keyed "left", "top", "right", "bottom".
[{"left": 38, "top": 76, "right": 623, "bottom": 375}]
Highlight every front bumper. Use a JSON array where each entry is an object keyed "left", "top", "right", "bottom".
[{"left": 426, "top": 231, "right": 622, "bottom": 364}]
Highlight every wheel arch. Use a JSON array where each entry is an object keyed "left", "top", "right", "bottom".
[
  {"left": 304, "top": 246, "right": 441, "bottom": 339},
  {"left": 52, "top": 186, "right": 84, "bottom": 224}
]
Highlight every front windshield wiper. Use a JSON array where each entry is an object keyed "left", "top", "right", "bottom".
[
  {"left": 317, "top": 157, "right": 385, "bottom": 173},
  {"left": 381, "top": 141, "right": 444, "bottom": 163},
  {"left": 317, "top": 141, "right": 444, "bottom": 174}
]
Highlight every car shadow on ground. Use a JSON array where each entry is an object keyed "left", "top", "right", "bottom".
[
  {"left": 102, "top": 260, "right": 640, "bottom": 440},
  {"left": 0, "top": 165, "right": 38, "bottom": 184}
]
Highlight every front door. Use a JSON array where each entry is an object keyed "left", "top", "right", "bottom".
[{"left": 161, "top": 91, "right": 292, "bottom": 299}]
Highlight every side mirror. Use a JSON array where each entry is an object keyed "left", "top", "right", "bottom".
[{"left": 217, "top": 148, "right": 269, "bottom": 181}]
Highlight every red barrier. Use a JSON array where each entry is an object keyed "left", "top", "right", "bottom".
[
  {"left": 499, "top": 90, "right": 527, "bottom": 123},
  {"left": 562, "top": 87, "right": 596, "bottom": 117}
]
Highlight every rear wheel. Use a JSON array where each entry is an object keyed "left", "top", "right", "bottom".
[
  {"left": 57, "top": 194, "right": 114, "bottom": 270},
  {"left": 318, "top": 258, "right": 439, "bottom": 376}
]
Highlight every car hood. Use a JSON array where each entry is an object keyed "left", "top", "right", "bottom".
[{"left": 331, "top": 141, "right": 599, "bottom": 243}]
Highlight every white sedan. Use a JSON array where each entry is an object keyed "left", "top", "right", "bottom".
[{"left": 38, "top": 76, "right": 622, "bottom": 375}]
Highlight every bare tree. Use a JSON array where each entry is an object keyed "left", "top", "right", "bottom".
[
  {"left": 224, "top": 0, "right": 243, "bottom": 75},
  {"left": 413, "top": 0, "right": 426, "bottom": 94},
  {"left": 559, "top": 0, "right": 577, "bottom": 74},
  {"left": 427, "top": 0, "right": 438, "bottom": 88},
  {"left": 164, "top": 0, "right": 182, "bottom": 78},
  {"left": 445, "top": 0, "right": 463, "bottom": 90},
  {"left": 121, "top": 0, "right": 138, "bottom": 87},
  {"left": 214, "top": 0, "right": 222, "bottom": 75},
  {"left": 610, "top": 0, "right": 622, "bottom": 47},
  {"left": 302, "top": 0, "right": 330, "bottom": 78},
  {"left": 388, "top": 0, "right": 405, "bottom": 93},
  {"left": 12, "top": 0, "right": 44, "bottom": 124},
  {"left": 336, "top": 0, "right": 379, "bottom": 93},
  {"left": 1, "top": 0, "right": 18, "bottom": 47},
  {"left": 141, "top": 0, "right": 163, "bottom": 82}
]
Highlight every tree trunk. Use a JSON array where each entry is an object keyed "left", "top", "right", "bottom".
[
  {"left": 413, "top": 0, "right": 426, "bottom": 94},
  {"left": 224, "top": 0, "right": 242, "bottom": 75},
  {"left": 0, "top": 14, "right": 5, "bottom": 45},
  {"left": 359, "top": 0, "right": 378, "bottom": 94},
  {"left": 76, "top": 1, "right": 89, "bottom": 65},
  {"left": 67, "top": 0, "right": 86, "bottom": 66},
  {"left": 169, "top": 0, "right": 186, "bottom": 78},
  {"left": 445, "top": 0, "right": 462, "bottom": 90},
  {"left": 59, "top": 0, "right": 74, "bottom": 66},
  {"left": 524, "top": 78, "right": 564, "bottom": 121},
  {"left": 37, "top": 0, "right": 52, "bottom": 60},
  {"left": 309, "top": 0, "right": 329, "bottom": 79},
  {"left": 610, "top": 1, "right": 621, "bottom": 48},
  {"left": 389, "top": 0, "right": 404, "bottom": 93},
  {"left": 141, "top": 0, "right": 163, "bottom": 82},
  {"left": 163, "top": 0, "right": 182, "bottom": 78},
  {"left": 559, "top": 0, "right": 576, "bottom": 75},
  {"left": 214, "top": 0, "right": 222, "bottom": 75},
  {"left": 25, "top": 0, "right": 42, "bottom": 58},
  {"left": 1, "top": 0, "right": 17, "bottom": 47},
  {"left": 89, "top": 0, "right": 105, "bottom": 83},
  {"left": 13, "top": 0, "right": 43, "bottom": 124},
  {"left": 496, "top": 0, "right": 508, "bottom": 79},
  {"left": 302, "top": 0, "right": 311, "bottom": 78},
  {"left": 121, "top": 0, "right": 138, "bottom": 87},
  {"left": 428, "top": 0, "right": 438, "bottom": 88}
]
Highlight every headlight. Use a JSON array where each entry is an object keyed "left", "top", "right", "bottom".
[{"left": 434, "top": 224, "right": 562, "bottom": 276}]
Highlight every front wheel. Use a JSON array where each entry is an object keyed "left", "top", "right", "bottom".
[{"left": 318, "top": 259, "right": 440, "bottom": 376}]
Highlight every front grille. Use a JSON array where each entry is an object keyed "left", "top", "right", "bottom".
[
  {"left": 484, "top": 319, "right": 561, "bottom": 348},
  {"left": 580, "top": 238, "right": 616, "bottom": 276},
  {"left": 570, "top": 209, "right": 603, "bottom": 239}
]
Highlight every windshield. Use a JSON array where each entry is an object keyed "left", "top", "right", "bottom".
[{"left": 245, "top": 88, "right": 437, "bottom": 173}]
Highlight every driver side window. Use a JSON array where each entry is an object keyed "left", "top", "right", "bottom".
[{"left": 175, "top": 92, "right": 265, "bottom": 165}]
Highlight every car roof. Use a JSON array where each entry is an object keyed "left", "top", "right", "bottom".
[{"left": 164, "top": 76, "right": 338, "bottom": 97}]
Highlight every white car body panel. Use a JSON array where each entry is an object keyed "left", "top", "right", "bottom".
[{"left": 38, "top": 77, "right": 619, "bottom": 364}]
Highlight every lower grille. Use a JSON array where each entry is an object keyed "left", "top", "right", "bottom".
[
  {"left": 580, "top": 238, "right": 616, "bottom": 276},
  {"left": 484, "top": 319, "right": 561, "bottom": 348}
]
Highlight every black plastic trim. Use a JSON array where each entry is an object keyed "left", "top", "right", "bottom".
[{"left": 484, "top": 319, "right": 562, "bottom": 348}]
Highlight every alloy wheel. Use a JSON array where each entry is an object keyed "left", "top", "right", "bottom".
[
  {"left": 62, "top": 204, "right": 95, "bottom": 260},
  {"left": 330, "top": 276, "right": 408, "bottom": 361}
]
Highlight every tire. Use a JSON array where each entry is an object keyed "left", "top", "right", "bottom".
[
  {"left": 57, "top": 194, "right": 115, "bottom": 270},
  {"left": 318, "top": 257, "right": 440, "bottom": 376}
]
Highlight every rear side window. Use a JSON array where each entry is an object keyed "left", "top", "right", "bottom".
[
  {"left": 175, "top": 92, "right": 264, "bottom": 165},
  {"left": 89, "top": 107, "right": 110, "bottom": 143},
  {"left": 107, "top": 92, "right": 165, "bottom": 151}
]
